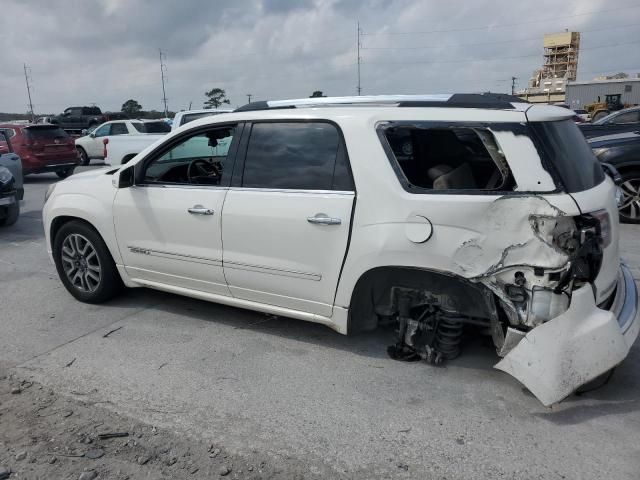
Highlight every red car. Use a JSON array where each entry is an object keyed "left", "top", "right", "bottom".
[{"left": 0, "top": 124, "right": 80, "bottom": 178}]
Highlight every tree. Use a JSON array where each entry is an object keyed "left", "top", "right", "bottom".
[
  {"left": 121, "top": 99, "right": 143, "bottom": 115},
  {"left": 204, "top": 88, "right": 231, "bottom": 109},
  {"left": 310, "top": 90, "right": 326, "bottom": 98}
]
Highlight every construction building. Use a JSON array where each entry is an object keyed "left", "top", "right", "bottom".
[{"left": 518, "top": 31, "right": 580, "bottom": 104}]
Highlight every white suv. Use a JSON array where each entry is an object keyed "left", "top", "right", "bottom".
[{"left": 43, "top": 94, "right": 639, "bottom": 406}]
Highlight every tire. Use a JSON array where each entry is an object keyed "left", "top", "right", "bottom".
[
  {"left": 618, "top": 169, "right": 640, "bottom": 224},
  {"left": 56, "top": 167, "right": 75, "bottom": 179},
  {"left": 77, "top": 147, "right": 90, "bottom": 166},
  {"left": 53, "top": 220, "right": 123, "bottom": 303},
  {"left": 0, "top": 201, "right": 19, "bottom": 227}
]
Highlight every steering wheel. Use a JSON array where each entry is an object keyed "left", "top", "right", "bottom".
[{"left": 187, "top": 158, "right": 220, "bottom": 185}]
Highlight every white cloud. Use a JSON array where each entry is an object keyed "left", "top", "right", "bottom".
[{"left": 0, "top": 0, "right": 637, "bottom": 114}]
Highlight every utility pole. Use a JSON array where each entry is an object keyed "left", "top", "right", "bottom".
[
  {"left": 511, "top": 76, "right": 518, "bottom": 95},
  {"left": 188, "top": 101, "right": 192, "bottom": 110},
  {"left": 246, "top": 93, "right": 253, "bottom": 103},
  {"left": 356, "top": 21, "right": 362, "bottom": 96},
  {"left": 23, "top": 63, "right": 35, "bottom": 122},
  {"left": 159, "top": 49, "right": 169, "bottom": 117}
]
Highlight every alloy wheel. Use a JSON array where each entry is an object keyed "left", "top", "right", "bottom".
[{"left": 60, "top": 233, "right": 102, "bottom": 292}]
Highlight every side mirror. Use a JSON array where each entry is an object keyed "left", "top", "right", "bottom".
[
  {"left": 117, "top": 165, "right": 135, "bottom": 188},
  {"left": 81, "top": 129, "right": 88, "bottom": 135},
  {"left": 89, "top": 132, "right": 96, "bottom": 138}
]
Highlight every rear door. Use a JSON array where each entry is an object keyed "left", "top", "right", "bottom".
[{"left": 221, "top": 121, "right": 355, "bottom": 317}]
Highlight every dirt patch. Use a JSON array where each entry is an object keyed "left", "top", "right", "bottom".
[{"left": 0, "top": 367, "right": 340, "bottom": 479}]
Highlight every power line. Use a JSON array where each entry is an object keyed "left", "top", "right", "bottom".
[
  {"left": 159, "top": 49, "right": 169, "bottom": 117},
  {"left": 361, "top": 23, "right": 640, "bottom": 51},
  {"left": 362, "top": 40, "right": 640, "bottom": 65},
  {"left": 23, "top": 63, "right": 35, "bottom": 122},
  {"left": 362, "top": 4, "right": 640, "bottom": 36}
]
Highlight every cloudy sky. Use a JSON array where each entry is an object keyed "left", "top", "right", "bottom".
[{"left": 1, "top": 0, "right": 639, "bottom": 114}]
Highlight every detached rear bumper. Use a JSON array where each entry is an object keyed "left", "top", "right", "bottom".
[{"left": 495, "top": 264, "right": 639, "bottom": 406}]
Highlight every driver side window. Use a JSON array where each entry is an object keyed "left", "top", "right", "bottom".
[{"left": 142, "top": 125, "right": 237, "bottom": 187}]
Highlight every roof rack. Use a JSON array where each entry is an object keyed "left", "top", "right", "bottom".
[{"left": 234, "top": 93, "right": 526, "bottom": 112}]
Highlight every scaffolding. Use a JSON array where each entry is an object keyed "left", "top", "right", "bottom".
[{"left": 542, "top": 31, "right": 580, "bottom": 81}]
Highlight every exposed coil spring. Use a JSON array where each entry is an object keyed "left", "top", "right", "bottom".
[{"left": 434, "top": 316, "right": 463, "bottom": 360}]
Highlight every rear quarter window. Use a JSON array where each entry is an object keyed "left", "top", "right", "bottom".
[{"left": 530, "top": 120, "right": 605, "bottom": 193}]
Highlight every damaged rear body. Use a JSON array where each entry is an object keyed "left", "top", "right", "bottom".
[{"left": 346, "top": 110, "right": 639, "bottom": 406}]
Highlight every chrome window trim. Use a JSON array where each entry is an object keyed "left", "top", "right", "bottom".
[{"left": 229, "top": 187, "right": 355, "bottom": 195}]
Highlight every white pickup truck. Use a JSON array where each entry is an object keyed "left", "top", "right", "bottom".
[
  {"left": 171, "top": 109, "right": 233, "bottom": 131},
  {"left": 75, "top": 119, "right": 170, "bottom": 165}
]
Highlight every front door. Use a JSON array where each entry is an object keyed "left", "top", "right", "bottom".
[
  {"left": 88, "top": 123, "right": 111, "bottom": 158},
  {"left": 222, "top": 121, "right": 355, "bottom": 317},
  {"left": 113, "top": 123, "right": 241, "bottom": 295}
]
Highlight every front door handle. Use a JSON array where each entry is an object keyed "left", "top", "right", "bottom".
[
  {"left": 307, "top": 214, "right": 341, "bottom": 226},
  {"left": 188, "top": 206, "right": 215, "bottom": 215}
]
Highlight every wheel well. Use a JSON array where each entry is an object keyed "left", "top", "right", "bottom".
[
  {"left": 50, "top": 216, "right": 96, "bottom": 246},
  {"left": 614, "top": 164, "right": 640, "bottom": 176},
  {"left": 347, "top": 266, "right": 497, "bottom": 335}
]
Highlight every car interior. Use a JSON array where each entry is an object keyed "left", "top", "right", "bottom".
[{"left": 384, "top": 126, "right": 513, "bottom": 191}]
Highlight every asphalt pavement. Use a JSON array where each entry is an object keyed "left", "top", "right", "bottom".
[{"left": 1, "top": 169, "right": 639, "bottom": 479}]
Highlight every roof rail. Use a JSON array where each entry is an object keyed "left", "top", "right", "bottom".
[{"left": 234, "top": 93, "right": 525, "bottom": 112}]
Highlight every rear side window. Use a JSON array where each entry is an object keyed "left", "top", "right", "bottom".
[
  {"left": 379, "top": 123, "right": 513, "bottom": 192},
  {"left": 241, "top": 122, "right": 353, "bottom": 191},
  {"left": 530, "top": 120, "right": 604, "bottom": 193},
  {"left": 24, "top": 127, "right": 69, "bottom": 140},
  {"left": 132, "top": 121, "right": 171, "bottom": 133},
  {"left": 110, "top": 123, "right": 128, "bottom": 135}
]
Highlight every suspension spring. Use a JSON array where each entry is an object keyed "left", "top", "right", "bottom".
[{"left": 434, "top": 315, "right": 463, "bottom": 360}]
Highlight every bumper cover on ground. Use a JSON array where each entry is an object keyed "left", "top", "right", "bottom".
[{"left": 495, "top": 265, "right": 639, "bottom": 406}]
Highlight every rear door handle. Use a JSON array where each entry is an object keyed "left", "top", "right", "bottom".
[
  {"left": 188, "top": 206, "right": 215, "bottom": 215},
  {"left": 307, "top": 214, "right": 341, "bottom": 226}
]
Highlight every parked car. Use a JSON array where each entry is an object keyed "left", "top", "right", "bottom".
[
  {"left": 75, "top": 119, "right": 171, "bottom": 165},
  {"left": 43, "top": 94, "right": 638, "bottom": 407},
  {"left": 171, "top": 108, "right": 234, "bottom": 131},
  {"left": 0, "top": 130, "right": 23, "bottom": 226},
  {"left": 0, "top": 124, "right": 80, "bottom": 178},
  {"left": 49, "top": 106, "right": 128, "bottom": 134},
  {"left": 579, "top": 106, "right": 640, "bottom": 138},
  {"left": 589, "top": 131, "right": 640, "bottom": 224},
  {"left": 574, "top": 108, "right": 590, "bottom": 122}
]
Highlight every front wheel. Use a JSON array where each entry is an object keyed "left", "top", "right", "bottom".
[
  {"left": 53, "top": 221, "right": 123, "bottom": 303},
  {"left": 56, "top": 167, "right": 75, "bottom": 179},
  {"left": 0, "top": 201, "right": 19, "bottom": 227},
  {"left": 618, "top": 169, "right": 640, "bottom": 224}
]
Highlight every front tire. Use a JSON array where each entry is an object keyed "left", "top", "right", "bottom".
[
  {"left": 0, "top": 201, "right": 19, "bottom": 227},
  {"left": 53, "top": 220, "right": 123, "bottom": 303},
  {"left": 56, "top": 167, "right": 75, "bottom": 179},
  {"left": 77, "top": 147, "right": 90, "bottom": 166},
  {"left": 618, "top": 169, "right": 640, "bottom": 224}
]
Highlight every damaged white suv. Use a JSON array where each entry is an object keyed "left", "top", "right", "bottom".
[{"left": 43, "top": 94, "right": 639, "bottom": 406}]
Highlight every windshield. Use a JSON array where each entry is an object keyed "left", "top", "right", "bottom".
[
  {"left": 530, "top": 119, "right": 604, "bottom": 193},
  {"left": 132, "top": 121, "right": 171, "bottom": 133}
]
